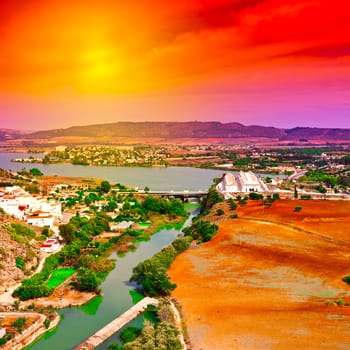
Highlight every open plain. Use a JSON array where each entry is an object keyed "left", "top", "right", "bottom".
[{"left": 169, "top": 200, "right": 350, "bottom": 350}]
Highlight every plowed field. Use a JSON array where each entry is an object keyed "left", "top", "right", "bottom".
[{"left": 169, "top": 200, "right": 350, "bottom": 350}]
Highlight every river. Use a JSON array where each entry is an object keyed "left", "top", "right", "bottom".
[
  {"left": 0, "top": 152, "right": 279, "bottom": 349},
  {"left": 28, "top": 209, "right": 198, "bottom": 350},
  {"left": 0, "top": 153, "right": 281, "bottom": 192}
]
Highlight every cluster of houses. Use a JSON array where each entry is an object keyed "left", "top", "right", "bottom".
[
  {"left": 216, "top": 171, "right": 270, "bottom": 199},
  {"left": 0, "top": 186, "right": 62, "bottom": 234}
]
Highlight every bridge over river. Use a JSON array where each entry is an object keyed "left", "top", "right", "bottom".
[
  {"left": 117, "top": 189, "right": 208, "bottom": 200},
  {"left": 73, "top": 297, "right": 159, "bottom": 350}
]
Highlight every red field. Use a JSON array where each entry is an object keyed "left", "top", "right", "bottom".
[{"left": 169, "top": 200, "right": 350, "bottom": 349}]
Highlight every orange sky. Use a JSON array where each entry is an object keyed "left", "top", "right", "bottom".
[{"left": 1, "top": 0, "right": 350, "bottom": 130}]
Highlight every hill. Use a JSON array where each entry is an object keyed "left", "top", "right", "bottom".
[
  {"left": 26, "top": 121, "right": 285, "bottom": 139},
  {"left": 0, "top": 213, "right": 42, "bottom": 296},
  {"left": 0, "top": 128, "right": 26, "bottom": 141},
  {"left": 6, "top": 122, "right": 350, "bottom": 142}
]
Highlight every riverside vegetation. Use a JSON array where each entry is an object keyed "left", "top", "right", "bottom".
[
  {"left": 13, "top": 193, "right": 188, "bottom": 301},
  {"left": 120, "top": 183, "right": 220, "bottom": 350}
]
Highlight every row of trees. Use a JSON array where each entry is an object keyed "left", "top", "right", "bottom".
[{"left": 131, "top": 235, "right": 192, "bottom": 296}]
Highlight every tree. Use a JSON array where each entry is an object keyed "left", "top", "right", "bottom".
[
  {"left": 42, "top": 227, "right": 50, "bottom": 237},
  {"left": 100, "top": 180, "right": 111, "bottom": 193},
  {"left": 59, "top": 223, "right": 75, "bottom": 244},
  {"left": 13, "top": 317, "right": 27, "bottom": 333},
  {"left": 75, "top": 268, "right": 98, "bottom": 292},
  {"left": 294, "top": 185, "right": 298, "bottom": 199},
  {"left": 216, "top": 208, "right": 224, "bottom": 216},
  {"left": 29, "top": 168, "right": 43, "bottom": 177}
]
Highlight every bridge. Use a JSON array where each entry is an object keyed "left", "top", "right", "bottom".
[
  {"left": 136, "top": 190, "right": 208, "bottom": 200},
  {"left": 73, "top": 297, "right": 159, "bottom": 350}
]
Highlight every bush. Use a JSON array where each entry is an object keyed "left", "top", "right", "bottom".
[
  {"left": 16, "top": 257, "right": 26, "bottom": 271},
  {"left": 249, "top": 192, "right": 264, "bottom": 200},
  {"left": 120, "top": 327, "right": 142, "bottom": 343},
  {"left": 13, "top": 317, "right": 27, "bottom": 333},
  {"left": 216, "top": 208, "right": 224, "bottom": 216},
  {"left": 301, "top": 195, "right": 312, "bottom": 200},
  {"left": 44, "top": 318, "right": 51, "bottom": 329},
  {"left": 183, "top": 220, "right": 218, "bottom": 242},
  {"left": 342, "top": 275, "right": 350, "bottom": 285},
  {"left": 13, "top": 283, "right": 53, "bottom": 301},
  {"left": 227, "top": 198, "right": 237, "bottom": 210},
  {"left": 294, "top": 206, "right": 302, "bottom": 212}
]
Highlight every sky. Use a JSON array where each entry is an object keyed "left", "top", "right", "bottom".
[{"left": 1, "top": 0, "right": 350, "bottom": 131}]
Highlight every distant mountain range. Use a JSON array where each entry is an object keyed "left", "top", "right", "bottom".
[
  {"left": 0, "top": 128, "right": 27, "bottom": 141},
  {"left": 2, "top": 122, "right": 350, "bottom": 141}
]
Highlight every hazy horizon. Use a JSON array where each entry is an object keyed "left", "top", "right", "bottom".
[{"left": 1, "top": 1, "right": 349, "bottom": 130}]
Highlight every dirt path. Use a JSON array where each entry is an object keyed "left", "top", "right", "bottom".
[
  {"left": 0, "top": 252, "right": 49, "bottom": 306},
  {"left": 240, "top": 217, "right": 350, "bottom": 247}
]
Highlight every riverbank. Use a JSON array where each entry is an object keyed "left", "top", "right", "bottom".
[{"left": 169, "top": 199, "right": 350, "bottom": 349}]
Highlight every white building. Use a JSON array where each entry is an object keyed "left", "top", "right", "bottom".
[
  {"left": 0, "top": 186, "right": 62, "bottom": 227},
  {"left": 216, "top": 173, "right": 239, "bottom": 199},
  {"left": 237, "top": 171, "right": 266, "bottom": 192},
  {"left": 216, "top": 171, "right": 269, "bottom": 198},
  {"left": 26, "top": 211, "right": 55, "bottom": 228},
  {"left": 40, "top": 238, "right": 60, "bottom": 253},
  {"left": 110, "top": 221, "right": 134, "bottom": 232}
]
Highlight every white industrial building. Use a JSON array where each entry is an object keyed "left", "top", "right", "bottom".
[
  {"left": 237, "top": 171, "right": 268, "bottom": 192},
  {"left": 216, "top": 171, "right": 269, "bottom": 198},
  {"left": 216, "top": 173, "right": 239, "bottom": 199}
]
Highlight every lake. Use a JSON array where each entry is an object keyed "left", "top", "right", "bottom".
[{"left": 0, "top": 152, "right": 281, "bottom": 192}]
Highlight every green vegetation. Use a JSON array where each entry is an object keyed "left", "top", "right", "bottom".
[
  {"left": 294, "top": 206, "right": 302, "bottom": 212},
  {"left": 201, "top": 180, "right": 223, "bottom": 211},
  {"left": 74, "top": 268, "right": 99, "bottom": 292},
  {"left": 142, "top": 196, "right": 187, "bottom": 217},
  {"left": 44, "top": 318, "right": 51, "bottom": 329},
  {"left": 29, "top": 168, "right": 44, "bottom": 177},
  {"left": 227, "top": 198, "right": 237, "bottom": 210},
  {"left": 216, "top": 208, "right": 224, "bottom": 216},
  {"left": 13, "top": 317, "right": 27, "bottom": 333},
  {"left": 15, "top": 257, "right": 26, "bottom": 271},
  {"left": 123, "top": 301, "right": 182, "bottom": 350},
  {"left": 342, "top": 275, "right": 350, "bottom": 285},
  {"left": 300, "top": 194, "right": 312, "bottom": 200},
  {"left": 120, "top": 327, "right": 142, "bottom": 344},
  {"left": 183, "top": 220, "right": 218, "bottom": 243},
  {"left": 248, "top": 192, "right": 264, "bottom": 200},
  {"left": 131, "top": 235, "right": 192, "bottom": 297},
  {"left": 45, "top": 268, "right": 76, "bottom": 288},
  {"left": 3, "top": 223, "right": 36, "bottom": 244}
]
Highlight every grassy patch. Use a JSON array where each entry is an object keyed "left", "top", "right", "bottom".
[{"left": 45, "top": 268, "right": 76, "bottom": 288}]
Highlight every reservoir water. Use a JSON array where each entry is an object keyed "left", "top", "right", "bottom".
[{"left": 0, "top": 153, "right": 281, "bottom": 192}]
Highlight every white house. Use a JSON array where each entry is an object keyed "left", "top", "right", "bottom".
[
  {"left": 110, "top": 221, "right": 134, "bottom": 232},
  {"left": 40, "top": 238, "right": 60, "bottom": 253},
  {"left": 26, "top": 211, "right": 55, "bottom": 228}
]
